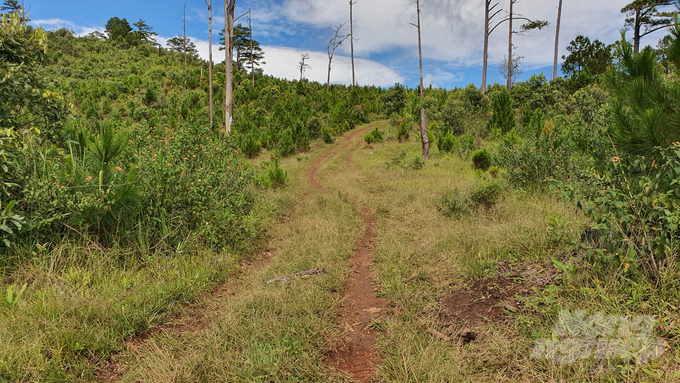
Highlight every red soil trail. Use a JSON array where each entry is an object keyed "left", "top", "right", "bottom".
[{"left": 308, "top": 123, "right": 388, "bottom": 382}]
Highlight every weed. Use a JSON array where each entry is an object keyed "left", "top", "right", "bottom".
[{"left": 471, "top": 148, "right": 493, "bottom": 170}]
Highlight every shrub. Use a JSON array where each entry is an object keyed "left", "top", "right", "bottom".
[
  {"left": 267, "top": 159, "right": 288, "bottom": 188},
  {"left": 405, "top": 155, "right": 425, "bottom": 170},
  {"left": 487, "top": 88, "right": 516, "bottom": 136},
  {"left": 364, "top": 128, "right": 384, "bottom": 145},
  {"left": 277, "top": 128, "right": 295, "bottom": 157},
  {"left": 471, "top": 148, "right": 492, "bottom": 170},
  {"left": 307, "top": 116, "right": 322, "bottom": 140},
  {"left": 468, "top": 181, "right": 503, "bottom": 208},
  {"left": 322, "top": 129, "right": 334, "bottom": 144},
  {"left": 437, "top": 181, "right": 505, "bottom": 218}
]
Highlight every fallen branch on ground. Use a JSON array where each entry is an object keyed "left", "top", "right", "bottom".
[{"left": 265, "top": 268, "right": 326, "bottom": 284}]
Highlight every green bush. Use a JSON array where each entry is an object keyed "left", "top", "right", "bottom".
[
  {"left": 487, "top": 88, "right": 516, "bottom": 136},
  {"left": 364, "top": 127, "right": 384, "bottom": 145},
  {"left": 437, "top": 181, "right": 505, "bottom": 218},
  {"left": 471, "top": 148, "right": 492, "bottom": 170},
  {"left": 266, "top": 159, "right": 288, "bottom": 188}
]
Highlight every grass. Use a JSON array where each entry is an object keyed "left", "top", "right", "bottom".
[{"left": 4, "top": 122, "right": 680, "bottom": 381}]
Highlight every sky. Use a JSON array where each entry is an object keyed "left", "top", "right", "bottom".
[{"left": 23, "top": 0, "right": 673, "bottom": 90}]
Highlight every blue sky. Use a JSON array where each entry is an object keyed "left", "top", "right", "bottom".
[{"left": 25, "top": 0, "right": 672, "bottom": 90}]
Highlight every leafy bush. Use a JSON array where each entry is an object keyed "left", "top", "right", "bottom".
[
  {"left": 468, "top": 181, "right": 503, "bottom": 208},
  {"left": 405, "top": 155, "right": 425, "bottom": 170},
  {"left": 364, "top": 127, "right": 384, "bottom": 145},
  {"left": 554, "top": 145, "right": 680, "bottom": 279},
  {"left": 471, "top": 148, "right": 493, "bottom": 170}
]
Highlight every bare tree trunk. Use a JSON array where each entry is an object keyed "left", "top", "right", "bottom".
[
  {"left": 326, "top": 58, "right": 332, "bottom": 92},
  {"left": 507, "top": 0, "right": 513, "bottom": 92},
  {"left": 634, "top": 9, "right": 641, "bottom": 54},
  {"left": 553, "top": 0, "right": 562, "bottom": 80},
  {"left": 206, "top": 0, "right": 214, "bottom": 129},
  {"left": 225, "top": 0, "right": 236, "bottom": 133},
  {"left": 249, "top": 9, "right": 254, "bottom": 87},
  {"left": 483, "top": 0, "right": 490, "bottom": 94},
  {"left": 415, "top": 0, "right": 428, "bottom": 159},
  {"left": 350, "top": 0, "right": 356, "bottom": 86},
  {"left": 326, "top": 24, "right": 349, "bottom": 93},
  {"left": 183, "top": 3, "right": 187, "bottom": 90}
]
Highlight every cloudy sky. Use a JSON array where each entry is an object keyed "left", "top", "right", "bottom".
[{"left": 25, "top": 0, "right": 671, "bottom": 89}]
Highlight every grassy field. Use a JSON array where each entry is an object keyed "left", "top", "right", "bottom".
[{"left": 3, "top": 122, "right": 679, "bottom": 382}]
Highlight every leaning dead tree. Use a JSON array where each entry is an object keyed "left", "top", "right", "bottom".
[
  {"left": 224, "top": 0, "right": 236, "bottom": 133},
  {"left": 205, "top": 0, "right": 214, "bottom": 128},
  {"left": 349, "top": 0, "right": 358, "bottom": 86},
  {"left": 298, "top": 53, "right": 311, "bottom": 81},
  {"left": 482, "top": 0, "right": 503, "bottom": 93},
  {"left": 553, "top": 0, "right": 563, "bottom": 80},
  {"left": 326, "top": 24, "right": 349, "bottom": 92},
  {"left": 410, "top": 0, "right": 428, "bottom": 159}
]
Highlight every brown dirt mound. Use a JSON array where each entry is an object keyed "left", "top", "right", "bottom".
[{"left": 439, "top": 263, "right": 558, "bottom": 329}]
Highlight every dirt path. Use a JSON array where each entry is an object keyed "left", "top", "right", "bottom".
[{"left": 309, "top": 123, "right": 388, "bottom": 382}]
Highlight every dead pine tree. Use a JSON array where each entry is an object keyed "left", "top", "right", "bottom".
[
  {"left": 487, "top": 0, "right": 547, "bottom": 92},
  {"left": 349, "top": 0, "right": 358, "bottom": 86},
  {"left": 224, "top": 0, "right": 236, "bottom": 133},
  {"left": 298, "top": 53, "right": 311, "bottom": 81},
  {"left": 326, "top": 24, "right": 349, "bottom": 93},
  {"left": 482, "top": 0, "right": 503, "bottom": 93},
  {"left": 410, "top": 0, "right": 428, "bottom": 159},
  {"left": 205, "top": 0, "right": 214, "bottom": 128},
  {"left": 247, "top": 9, "right": 255, "bottom": 87},
  {"left": 553, "top": 0, "right": 563, "bottom": 80},
  {"left": 183, "top": 2, "right": 188, "bottom": 90}
]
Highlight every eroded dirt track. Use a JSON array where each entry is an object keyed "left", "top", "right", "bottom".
[{"left": 309, "top": 123, "right": 388, "bottom": 382}]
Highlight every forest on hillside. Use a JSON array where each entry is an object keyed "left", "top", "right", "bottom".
[{"left": 2, "top": 0, "right": 680, "bottom": 381}]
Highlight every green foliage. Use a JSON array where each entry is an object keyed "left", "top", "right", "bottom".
[
  {"left": 1, "top": 283, "right": 26, "bottom": 308},
  {"left": 405, "top": 155, "right": 425, "bottom": 170},
  {"left": 471, "top": 148, "right": 493, "bottom": 170},
  {"left": 382, "top": 83, "right": 407, "bottom": 116},
  {"left": 364, "top": 127, "right": 384, "bottom": 145},
  {"left": 322, "top": 129, "right": 334, "bottom": 144},
  {"left": 554, "top": 144, "right": 680, "bottom": 279},
  {"left": 436, "top": 181, "right": 504, "bottom": 217},
  {"left": 605, "top": 30, "right": 680, "bottom": 160},
  {"left": 266, "top": 159, "right": 288, "bottom": 188},
  {"left": 487, "top": 88, "right": 516, "bottom": 136},
  {"left": 561, "top": 35, "right": 614, "bottom": 77}
]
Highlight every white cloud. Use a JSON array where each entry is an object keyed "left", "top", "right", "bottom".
[
  {"left": 30, "top": 18, "right": 105, "bottom": 37},
  {"left": 247, "top": 0, "right": 668, "bottom": 72}
]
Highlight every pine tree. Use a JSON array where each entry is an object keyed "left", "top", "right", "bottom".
[
  {"left": 605, "top": 25, "right": 680, "bottom": 159},
  {"left": 487, "top": 88, "right": 516, "bottom": 134}
]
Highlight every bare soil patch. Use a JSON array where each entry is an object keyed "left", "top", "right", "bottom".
[{"left": 438, "top": 262, "right": 559, "bottom": 329}]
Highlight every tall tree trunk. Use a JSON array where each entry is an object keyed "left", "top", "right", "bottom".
[
  {"left": 553, "top": 0, "right": 562, "bottom": 80},
  {"left": 634, "top": 8, "right": 641, "bottom": 54},
  {"left": 507, "top": 0, "right": 513, "bottom": 92},
  {"left": 206, "top": 0, "right": 214, "bottom": 128},
  {"left": 326, "top": 59, "right": 332, "bottom": 92},
  {"left": 415, "top": 0, "right": 428, "bottom": 159},
  {"left": 225, "top": 0, "right": 235, "bottom": 133},
  {"left": 482, "top": 0, "right": 490, "bottom": 93},
  {"left": 183, "top": 3, "right": 187, "bottom": 90},
  {"left": 249, "top": 10, "right": 254, "bottom": 87},
  {"left": 350, "top": 0, "right": 356, "bottom": 86}
]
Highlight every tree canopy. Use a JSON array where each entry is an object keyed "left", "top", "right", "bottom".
[
  {"left": 621, "top": 0, "right": 677, "bottom": 53},
  {"left": 219, "top": 24, "right": 265, "bottom": 71},
  {"left": 166, "top": 35, "right": 198, "bottom": 58},
  {"left": 561, "top": 35, "right": 614, "bottom": 77}
]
